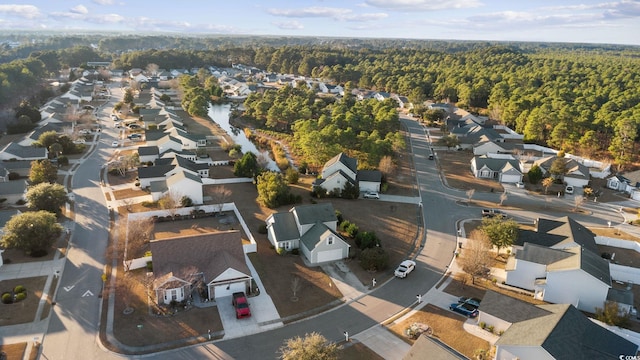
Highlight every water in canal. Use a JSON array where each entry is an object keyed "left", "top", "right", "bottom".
[{"left": 207, "top": 103, "right": 279, "bottom": 171}]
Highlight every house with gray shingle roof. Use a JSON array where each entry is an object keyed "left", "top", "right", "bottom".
[
  {"left": 493, "top": 301, "right": 637, "bottom": 360},
  {"left": 313, "top": 152, "right": 381, "bottom": 195},
  {"left": 470, "top": 156, "right": 523, "bottom": 184},
  {"left": 137, "top": 164, "right": 176, "bottom": 188},
  {"left": 150, "top": 231, "right": 252, "bottom": 304},
  {"left": 506, "top": 217, "right": 619, "bottom": 313},
  {"left": 265, "top": 203, "right": 349, "bottom": 265},
  {"left": 149, "top": 170, "right": 203, "bottom": 204},
  {"left": 533, "top": 156, "right": 590, "bottom": 188},
  {"left": 0, "top": 143, "right": 48, "bottom": 161},
  {"left": 137, "top": 146, "right": 160, "bottom": 163}
]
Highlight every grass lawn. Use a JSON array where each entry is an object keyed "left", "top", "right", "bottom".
[
  {"left": 113, "top": 188, "right": 148, "bottom": 200},
  {"left": 0, "top": 276, "right": 48, "bottom": 326},
  {"left": 388, "top": 304, "right": 490, "bottom": 359}
]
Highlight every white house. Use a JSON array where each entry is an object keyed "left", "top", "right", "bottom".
[
  {"left": 533, "top": 156, "right": 590, "bottom": 188},
  {"left": 506, "top": 217, "right": 614, "bottom": 313},
  {"left": 313, "top": 152, "right": 381, "bottom": 195},
  {"left": 479, "top": 291, "right": 638, "bottom": 360},
  {"left": 149, "top": 170, "right": 203, "bottom": 205},
  {"left": 470, "top": 156, "right": 523, "bottom": 183},
  {"left": 265, "top": 203, "right": 349, "bottom": 265},
  {"left": 607, "top": 174, "right": 632, "bottom": 192}
]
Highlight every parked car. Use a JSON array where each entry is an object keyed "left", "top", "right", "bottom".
[
  {"left": 127, "top": 133, "right": 142, "bottom": 140},
  {"left": 428, "top": 153, "right": 434, "bottom": 160},
  {"left": 110, "top": 114, "right": 119, "bottom": 121},
  {"left": 111, "top": 140, "right": 119, "bottom": 147},
  {"left": 516, "top": 181, "right": 525, "bottom": 188},
  {"left": 363, "top": 191, "right": 380, "bottom": 199},
  {"left": 481, "top": 209, "right": 504, "bottom": 218},
  {"left": 394, "top": 260, "right": 416, "bottom": 278},
  {"left": 458, "top": 296, "right": 482, "bottom": 309},
  {"left": 449, "top": 302, "right": 479, "bottom": 318},
  {"left": 565, "top": 185, "right": 574, "bottom": 194},
  {"left": 128, "top": 124, "right": 140, "bottom": 129},
  {"left": 232, "top": 292, "right": 251, "bottom": 319}
]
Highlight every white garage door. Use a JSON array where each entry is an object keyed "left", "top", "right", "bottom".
[
  {"left": 500, "top": 174, "right": 520, "bottom": 184},
  {"left": 214, "top": 282, "right": 246, "bottom": 298},
  {"left": 317, "top": 249, "right": 343, "bottom": 263}
]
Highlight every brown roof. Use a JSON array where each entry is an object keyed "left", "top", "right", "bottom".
[{"left": 150, "top": 231, "right": 250, "bottom": 287}]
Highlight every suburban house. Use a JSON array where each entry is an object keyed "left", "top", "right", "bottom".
[
  {"left": 607, "top": 174, "right": 633, "bottom": 192},
  {"left": 506, "top": 217, "right": 623, "bottom": 313},
  {"left": 150, "top": 231, "right": 252, "bottom": 304},
  {"left": 313, "top": 152, "right": 382, "bottom": 195},
  {"left": 138, "top": 146, "right": 160, "bottom": 164},
  {"left": 265, "top": 203, "right": 350, "bottom": 265},
  {"left": 533, "top": 156, "right": 590, "bottom": 188},
  {"left": 149, "top": 170, "right": 203, "bottom": 204},
  {"left": 478, "top": 291, "right": 638, "bottom": 360},
  {"left": 0, "top": 180, "right": 28, "bottom": 204},
  {"left": 470, "top": 156, "right": 523, "bottom": 184},
  {"left": 0, "top": 143, "right": 47, "bottom": 161}
]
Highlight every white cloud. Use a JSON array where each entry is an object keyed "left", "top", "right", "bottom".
[
  {"left": 70, "top": 5, "right": 89, "bottom": 15},
  {"left": 364, "top": 0, "right": 482, "bottom": 11},
  {"left": 272, "top": 20, "right": 304, "bottom": 30},
  {"left": 0, "top": 4, "right": 41, "bottom": 19},
  {"left": 267, "top": 6, "right": 386, "bottom": 22},
  {"left": 92, "top": 13, "right": 125, "bottom": 24},
  {"left": 92, "top": 0, "right": 115, "bottom": 4}
]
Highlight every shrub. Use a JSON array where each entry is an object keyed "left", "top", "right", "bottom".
[
  {"left": 487, "top": 325, "right": 494, "bottom": 333},
  {"left": 1, "top": 292, "right": 12, "bottom": 304},
  {"left": 479, "top": 322, "right": 486, "bottom": 329},
  {"left": 355, "top": 231, "right": 379, "bottom": 249},
  {"left": 345, "top": 223, "right": 359, "bottom": 238},
  {"left": 257, "top": 224, "right": 267, "bottom": 234},
  {"left": 146, "top": 261, "right": 153, "bottom": 271},
  {"left": 335, "top": 210, "right": 343, "bottom": 224},
  {"left": 359, "top": 247, "right": 389, "bottom": 271},
  {"left": 13, "top": 285, "right": 25, "bottom": 294},
  {"left": 180, "top": 196, "right": 193, "bottom": 207},
  {"left": 291, "top": 248, "right": 299, "bottom": 255},
  {"left": 15, "top": 292, "right": 26, "bottom": 301},
  {"left": 339, "top": 220, "right": 352, "bottom": 232},
  {"left": 134, "top": 181, "right": 140, "bottom": 187},
  {"left": 57, "top": 156, "right": 69, "bottom": 166},
  {"left": 16, "top": 199, "right": 26, "bottom": 205},
  {"left": 276, "top": 247, "right": 286, "bottom": 255}
]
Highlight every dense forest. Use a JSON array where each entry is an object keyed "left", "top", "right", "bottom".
[{"left": 1, "top": 34, "right": 639, "bottom": 166}]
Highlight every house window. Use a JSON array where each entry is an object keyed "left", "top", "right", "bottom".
[
  {"left": 171, "top": 289, "right": 177, "bottom": 300},
  {"left": 327, "top": 236, "right": 334, "bottom": 245},
  {"left": 284, "top": 241, "right": 291, "bottom": 250}
]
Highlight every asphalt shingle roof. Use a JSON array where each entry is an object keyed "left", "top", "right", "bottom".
[{"left": 293, "top": 203, "right": 336, "bottom": 225}]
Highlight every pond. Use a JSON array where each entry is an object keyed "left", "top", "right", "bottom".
[{"left": 207, "top": 103, "right": 279, "bottom": 171}]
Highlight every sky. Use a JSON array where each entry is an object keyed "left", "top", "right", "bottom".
[{"left": 1, "top": 0, "right": 639, "bottom": 45}]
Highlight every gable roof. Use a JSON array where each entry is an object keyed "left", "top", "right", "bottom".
[
  {"left": 1, "top": 143, "right": 47, "bottom": 159},
  {"left": 515, "top": 243, "right": 575, "bottom": 265},
  {"left": 292, "top": 203, "right": 336, "bottom": 226},
  {"left": 324, "top": 152, "right": 357, "bottom": 174},
  {"left": 138, "top": 146, "right": 159, "bottom": 157},
  {"left": 269, "top": 212, "right": 300, "bottom": 241},
  {"left": 166, "top": 170, "right": 202, "bottom": 187},
  {"left": 137, "top": 164, "right": 175, "bottom": 179},
  {"left": 479, "top": 290, "right": 552, "bottom": 324},
  {"left": 150, "top": 231, "right": 250, "bottom": 287},
  {"left": 300, "top": 222, "right": 346, "bottom": 251},
  {"left": 496, "top": 304, "right": 638, "bottom": 358},
  {"left": 357, "top": 169, "right": 382, "bottom": 183},
  {"left": 473, "top": 157, "right": 521, "bottom": 173},
  {"left": 516, "top": 217, "right": 598, "bottom": 253}
]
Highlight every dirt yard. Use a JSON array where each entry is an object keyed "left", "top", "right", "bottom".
[
  {"left": 438, "top": 150, "right": 503, "bottom": 192},
  {"left": 388, "top": 304, "right": 490, "bottom": 359},
  {"left": 0, "top": 276, "right": 48, "bottom": 326}
]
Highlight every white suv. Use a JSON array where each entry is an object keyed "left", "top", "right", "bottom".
[
  {"left": 565, "top": 185, "right": 574, "bottom": 194},
  {"left": 363, "top": 192, "right": 380, "bottom": 199}
]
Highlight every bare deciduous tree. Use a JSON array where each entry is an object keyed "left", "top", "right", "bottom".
[
  {"left": 291, "top": 276, "right": 301, "bottom": 301},
  {"left": 574, "top": 196, "right": 585, "bottom": 212},
  {"left": 159, "top": 190, "right": 181, "bottom": 218},
  {"left": 499, "top": 191, "right": 508, "bottom": 206},
  {"left": 122, "top": 217, "right": 154, "bottom": 271},
  {"left": 378, "top": 156, "right": 396, "bottom": 177},
  {"left": 542, "top": 177, "right": 554, "bottom": 194},
  {"left": 460, "top": 230, "right": 494, "bottom": 285},
  {"left": 466, "top": 189, "right": 475, "bottom": 205},
  {"left": 210, "top": 187, "right": 232, "bottom": 215}
]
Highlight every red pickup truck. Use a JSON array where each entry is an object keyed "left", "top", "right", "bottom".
[{"left": 232, "top": 292, "right": 251, "bottom": 319}]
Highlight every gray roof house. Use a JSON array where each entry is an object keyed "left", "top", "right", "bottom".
[
  {"left": 265, "top": 203, "right": 349, "bottom": 265},
  {"left": 470, "top": 156, "right": 523, "bottom": 184},
  {"left": 150, "top": 231, "right": 252, "bottom": 304},
  {"left": 0, "top": 143, "right": 48, "bottom": 161},
  {"left": 313, "top": 152, "right": 381, "bottom": 196},
  {"left": 533, "top": 156, "right": 590, "bottom": 188},
  {"left": 506, "top": 216, "right": 618, "bottom": 313},
  {"left": 479, "top": 291, "right": 638, "bottom": 360}
]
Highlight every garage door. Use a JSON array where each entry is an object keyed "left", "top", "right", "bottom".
[
  {"left": 500, "top": 174, "right": 520, "bottom": 184},
  {"left": 317, "top": 249, "right": 343, "bottom": 263},
  {"left": 214, "top": 282, "right": 246, "bottom": 298}
]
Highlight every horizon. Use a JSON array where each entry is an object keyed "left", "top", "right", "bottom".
[{"left": 0, "top": 1, "right": 639, "bottom": 46}]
